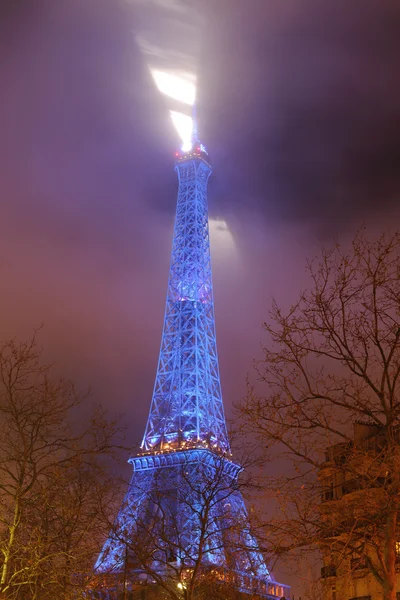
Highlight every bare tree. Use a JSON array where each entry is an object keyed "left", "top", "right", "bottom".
[
  {"left": 17, "top": 456, "right": 124, "bottom": 600},
  {"left": 91, "top": 449, "right": 277, "bottom": 600},
  {"left": 239, "top": 230, "right": 400, "bottom": 600},
  {"left": 0, "top": 335, "right": 124, "bottom": 599}
]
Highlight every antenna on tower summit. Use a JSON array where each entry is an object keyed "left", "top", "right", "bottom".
[{"left": 191, "top": 102, "right": 200, "bottom": 145}]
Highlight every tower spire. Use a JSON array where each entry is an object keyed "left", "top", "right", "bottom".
[{"left": 191, "top": 102, "right": 200, "bottom": 146}]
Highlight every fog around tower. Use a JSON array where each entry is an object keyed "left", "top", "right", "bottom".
[
  {"left": 129, "top": 0, "right": 201, "bottom": 150},
  {"left": 1, "top": 0, "right": 399, "bottom": 465},
  {"left": 0, "top": 0, "right": 400, "bottom": 591}
]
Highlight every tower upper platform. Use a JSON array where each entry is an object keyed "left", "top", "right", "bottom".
[{"left": 174, "top": 141, "right": 211, "bottom": 168}]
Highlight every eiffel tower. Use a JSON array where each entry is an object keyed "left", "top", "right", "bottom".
[{"left": 92, "top": 129, "right": 289, "bottom": 600}]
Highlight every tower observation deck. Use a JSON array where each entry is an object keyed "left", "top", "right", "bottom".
[{"left": 91, "top": 134, "right": 289, "bottom": 600}]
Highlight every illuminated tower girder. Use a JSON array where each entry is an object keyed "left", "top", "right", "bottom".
[
  {"left": 142, "top": 145, "right": 229, "bottom": 454},
  {"left": 93, "top": 139, "right": 289, "bottom": 600}
]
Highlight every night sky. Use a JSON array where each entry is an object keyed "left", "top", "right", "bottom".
[{"left": 1, "top": 0, "right": 400, "bottom": 586}]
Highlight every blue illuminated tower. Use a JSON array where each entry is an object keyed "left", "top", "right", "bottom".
[
  {"left": 142, "top": 141, "right": 228, "bottom": 456},
  {"left": 92, "top": 132, "right": 289, "bottom": 600}
]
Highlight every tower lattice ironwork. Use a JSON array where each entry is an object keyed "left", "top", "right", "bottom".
[
  {"left": 142, "top": 142, "right": 228, "bottom": 456},
  {"left": 92, "top": 135, "right": 289, "bottom": 600}
]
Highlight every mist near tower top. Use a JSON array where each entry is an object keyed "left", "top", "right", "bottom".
[
  {"left": 130, "top": 0, "right": 203, "bottom": 151},
  {"left": 113, "top": 0, "right": 400, "bottom": 233}
]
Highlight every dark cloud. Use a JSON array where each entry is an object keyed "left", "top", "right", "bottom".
[{"left": 202, "top": 0, "right": 400, "bottom": 231}]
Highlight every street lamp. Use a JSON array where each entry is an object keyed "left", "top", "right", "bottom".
[{"left": 177, "top": 581, "right": 188, "bottom": 600}]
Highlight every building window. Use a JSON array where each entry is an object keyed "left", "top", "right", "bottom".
[
  {"left": 350, "top": 556, "right": 367, "bottom": 570},
  {"left": 342, "top": 479, "right": 362, "bottom": 495},
  {"left": 321, "top": 565, "right": 336, "bottom": 578},
  {"left": 321, "top": 484, "right": 334, "bottom": 502},
  {"left": 396, "top": 541, "right": 400, "bottom": 562}
]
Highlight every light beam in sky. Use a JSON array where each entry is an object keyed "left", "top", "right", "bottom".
[
  {"left": 209, "top": 219, "right": 236, "bottom": 248},
  {"left": 132, "top": 1, "right": 201, "bottom": 151},
  {"left": 150, "top": 69, "right": 196, "bottom": 150},
  {"left": 150, "top": 70, "right": 196, "bottom": 106},
  {"left": 170, "top": 110, "right": 193, "bottom": 152}
]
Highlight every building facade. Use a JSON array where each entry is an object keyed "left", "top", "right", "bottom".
[{"left": 319, "top": 422, "right": 400, "bottom": 600}]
